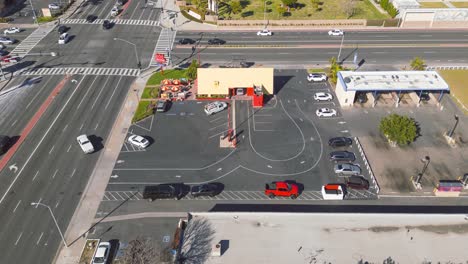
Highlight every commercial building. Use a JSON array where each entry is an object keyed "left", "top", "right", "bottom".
[{"left": 335, "top": 71, "right": 450, "bottom": 107}]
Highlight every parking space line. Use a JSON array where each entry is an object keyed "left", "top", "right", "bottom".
[
  {"left": 224, "top": 191, "right": 240, "bottom": 200},
  {"left": 120, "top": 192, "right": 131, "bottom": 200},
  {"left": 208, "top": 129, "right": 229, "bottom": 139},
  {"left": 209, "top": 116, "right": 225, "bottom": 123},
  {"left": 102, "top": 193, "right": 110, "bottom": 201},
  {"left": 115, "top": 192, "right": 126, "bottom": 200},
  {"left": 209, "top": 122, "right": 228, "bottom": 130},
  {"left": 107, "top": 192, "right": 118, "bottom": 201},
  {"left": 135, "top": 192, "right": 143, "bottom": 200},
  {"left": 236, "top": 192, "right": 250, "bottom": 200}
]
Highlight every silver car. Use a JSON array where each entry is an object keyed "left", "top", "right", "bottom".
[
  {"left": 0, "top": 37, "right": 15, "bottom": 44},
  {"left": 334, "top": 163, "right": 361, "bottom": 175}
]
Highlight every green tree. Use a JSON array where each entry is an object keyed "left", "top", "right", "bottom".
[
  {"left": 410, "top": 57, "right": 425, "bottom": 70},
  {"left": 276, "top": 5, "right": 287, "bottom": 15},
  {"left": 187, "top": 59, "right": 199, "bottom": 80},
  {"left": 281, "top": 0, "right": 297, "bottom": 7},
  {"left": 310, "top": 0, "right": 320, "bottom": 10},
  {"left": 230, "top": 0, "right": 242, "bottom": 14},
  {"left": 379, "top": 114, "right": 417, "bottom": 146},
  {"left": 380, "top": 0, "right": 389, "bottom": 9},
  {"left": 193, "top": 0, "right": 208, "bottom": 13},
  {"left": 217, "top": 2, "right": 232, "bottom": 18},
  {"left": 329, "top": 57, "right": 343, "bottom": 84},
  {"left": 386, "top": 3, "right": 399, "bottom": 18}
]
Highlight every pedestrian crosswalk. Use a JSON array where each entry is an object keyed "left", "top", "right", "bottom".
[
  {"left": 10, "top": 24, "right": 56, "bottom": 58},
  {"left": 102, "top": 189, "right": 377, "bottom": 202},
  {"left": 18, "top": 67, "right": 140, "bottom": 77},
  {"left": 61, "top": 18, "right": 159, "bottom": 26},
  {"left": 150, "top": 27, "right": 176, "bottom": 66}
]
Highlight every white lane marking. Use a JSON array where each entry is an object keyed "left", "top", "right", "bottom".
[
  {"left": 0, "top": 77, "right": 86, "bottom": 204},
  {"left": 175, "top": 175, "right": 181, "bottom": 178},
  {"left": 13, "top": 200, "right": 21, "bottom": 213},
  {"left": 32, "top": 171, "right": 39, "bottom": 181},
  {"left": 208, "top": 129, "right": 230, "bottom": 139},
  {"left": 55, "top": 201, "right": 60, "bottom": 208},
  {"left": 79, "top": 123, "right": 84, "bottom": 130},
  {"left": 77, "top": 76, "right": 98, "bottom": 109},
  {"left": 91, "top": 75, "right": 111, "bottom": 109},
  {"left": 25, "top": 77, "right": 54, "bottom": 110},
  {"left": 49, "top": 145, "right": 55, "bottom": 154},
  {"left": 209, "top": 116, "right": 225, "bottom": 123},
  {"left": 62, "top": 124, "right": 68, "bottom": 132},
  {"left": 267, "top": 165, "right": 272, "bottom": 168},
  {"left": 208, "top": 122, "right": 228, "bottom": 131},
  {"left": 15, "top": 232, "right": 23, "bottom": 245},
  {"left": 35, "top": 198, "right": 42, "bottom": 208},
  {"left": 300, "top": 161, "right": 305, "bottom": 164},
  {"left": 217, "top": 168, "right": 222, "bottom": 172},
  {"left": 129, "top": 0, "right": 140, "bottom": 19},
  {"left": 11, "top": 119, "right": 17, "bottom": 127},
  {"left": 36, "top": 232, "right": 44, "bottom": 245},
  {"left": 94, "top": 122, "right": 99, "bottom": 130},
  {"left": 105, "top": 76, "right": 123, "bottom": 110},
  {"left": 52, "top": 169, "right": 58, "bottom": 179},
  {"left": 70, "top": 168, "right": 76, "bottom": 178},
  {"left": 67, "top": 144, "right": 72, "bottom": 152}
]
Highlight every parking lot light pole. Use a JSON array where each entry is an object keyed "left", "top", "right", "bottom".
[
  {"left": 415, "top": 156, "right": 430, "bottom": 185},
  {"left": 113, "top": 38, "right": 141, "bottom": 69},
  {"left": 28, "top": 0, "right": 38, "bottom": 24},
  {"left": 448, "top": 114, "right": 459, "bottom": 138},
  {"left": 31, "top": 202, "right": 68, "bottom": 248}
]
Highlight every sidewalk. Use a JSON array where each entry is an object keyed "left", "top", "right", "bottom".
[{"left": 53, "top": 71, "right": 153, "bottom": 264}]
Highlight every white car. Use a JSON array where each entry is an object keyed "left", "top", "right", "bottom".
[
  {"left": 111, "top": 6, "right": 119, "bottom": 16},
  {"left": 307, "top": 73, "right": 327, "bottom": 82},
  {"left": 334, "top": 163, "right": 361, "bottom": 175},
  {"left": 4, "top": 27, "right": 20, "bottom": 35},
  {"left": 204, "top": 101, "right": 228, "bottom": 115},
  {"left": 48, "top": 3, "right": 60, "bottom": 9},
  {"left": 316, "top": 108, "right": 337, "bottom": 117},
  {"left": 328, "top": 29, "right": 344, "bottom": 36},
  {"left": 127, "top": 135, "right": 150, "bottom": 149},
  {"left": 257, "top": 29, "right": 272, "bottom": 36},
  {"left": 77, "top": 135, "right": 94, "bottom": 154},
  {"left": 314, "top": 92, "right": 333, "bottom": 101},
  {"left": 92, "top": 242, "right": 110, "bottom": 264},
  {"left": 58, "top": 33, "right": 69, "bottom": 44}
]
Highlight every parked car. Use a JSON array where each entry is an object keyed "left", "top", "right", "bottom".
[
  {"left": 92, "top": 242, "right": 110, "bottom": 264},
  {"left": 190, "top": 183, "right": 221, "bottom": 197},
  {"left": 265, "top": 181, "right": 299, "bottom": 199},
  {"left": 178, "top": 38, "right": 195, "bottom": 45},
  {"left": 110, "top": 6, "right": 119, "bottom": 16},
  {"left": 127, "top": 135, "right": 149, "bottom": 149},
  {"left": 4, "top": 27, "right": 21, "bottom": 34},
  {"left": 307, "top": 73, "right": 327, "bottom": 82},
  {"left": 356, "top": 92, "right": 368, "bottom": 103},
  {"left": 58, "top": 33, "right": 70, "bottom": 44},
  {"left": 0, "top": 37, "right": 15, "bottom": 44},
  {"left": 156, "top": 100, "right": 168, "bottom": 112},
  {"left": 329, "top": 151, "right": 356, "bottom": 162},
  {"left": 208, "top": 38, "right": 226, "bottom": 45},
  {"left": 345, "top": 176, "right": 369, "bottom": 190},
  {"left": 328, "top": 29, "right": 344, "bottom": 36},
  {"left": 204, "top": 101, "right": 228, "bottom": 115},
  {"left": 48, "top": 3, "right": 61, "bottom": 9},
  {"left": 76, "top": 135, "right": 94, "bottom": 154},
  {"left": 0, "top": 135, "right": 10, "bottom": 155},
  {"left": 116, "top": 0, "right": 126, "bottom": 5},
  {"left": 328, "top": 137, "right": 352, "bottom": 148},
  {"left": 0, "top": 44, "right": 5, "bottom": 49},
  {"left": 143, "top": 184, "right": 184, "bottom": 201},
  {"left": 257, "top": 29, "right": 272, "bottom": 36},
  {"left": 334, "top": 163, "right": 361, "bottom": 175},
  {"left": 86, "top": 15, "right": 97, "bottom": 22},
  {"left": 314, "top": 92, "right": 333, "bottom": 101},
  {"left": 57, "top": 25, "right": 69, "bottom": 34},
  {"left": 316, "top": 108, "right": 337, "bottom": 117},
  {"left": 1, "top": 55, "right": 19, "bottom": 63},
  {"left": 102, "top": 20, "right": 112, "bottom": 29},
  {"left": 321, "top": 184, "right": 345, "bottom": 200},
  {"left": 0, "top": 49, "right": 9, "bottom": 56},
  {"left": 420, "top": 92, "right": 430, "bottom": 101}
]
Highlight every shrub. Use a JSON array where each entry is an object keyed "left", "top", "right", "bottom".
[{"left": 379, "top": 114, "right": 417, "bottom": 146}]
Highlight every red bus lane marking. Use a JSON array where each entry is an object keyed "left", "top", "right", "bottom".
[
  {"left": 118, "top": 0, "right": 133, "bottom": 18},
  {"left": 0, "top": 75, "right": 71, "bottom": 172}
]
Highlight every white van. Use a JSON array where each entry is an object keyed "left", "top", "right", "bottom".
[
  {"left": 321, "top": 184, "right": 345, "bottom": 200},
  {"left": 58, "top": 33, "right": 69, "bottom": 44}
]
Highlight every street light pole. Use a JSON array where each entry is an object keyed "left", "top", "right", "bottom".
[
  {"left": 28, "top": 0, "right": 38, "bottom": 24},
  {"left": 448, "top": 114, "right": 459, "bottom": 138},
  {"left": 113, "top": 38, "right": 141, "bottom": 69},
  {"left": 337, "top": 34, "right": 345, "bottom": 62},
  {"left": 31, "top": 202, "right": 68, "bottom": 248}
]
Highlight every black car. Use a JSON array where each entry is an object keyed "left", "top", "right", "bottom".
[
  {"left": 143, "top": 184, "right": 183, "bottom": 201},
  {"left": 156, "top": 100, "right": 168, "bottom": 112},
  {"left": 345, "top": 176, "right": 369, "bottom": 190},
  {"left": 190, "top": 183, "right": 222, "bottom": 197},
  {"left": 356, "top": 92, "right": 367, "bottom": 104},
  {"left": 102, "top": 20, "right": 112, "bottom": 29},
  {"left": 57, "top": 25, "right": 68, "bottom": 34},
  {"left": 420, "top": 92, "right": 430, "bottom": 101},
  {"left": 208, "top": 38, "right": 226, "bottom": 45},
  {"left": 178, "top": 38, "right": 195, "bottom": 45},
  {"left": 86, "top": 15, "right": 97, "bottom": 23},
  {"left": 0, "top": 135, "right": 10, "bottom": 155},
  {"left": 0, "top": 49, "right": 9, "bottom": 56},
  {"left": 328, "top": 137, "right": 352, "bottom": 148},
  {"left": 329, "top": 151, "right": 356, "bottom": 162}
]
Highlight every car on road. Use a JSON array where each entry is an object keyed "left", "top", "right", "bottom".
[
  {"left": 204, "top": 101, "right": 228, "bottom": 115},
  {"left": 110, "top": 6, "right": 119, "bottom": 16},
  {"left": 307, "top": 73, "right": 327, "bottom": 82},
  {"left": 334, "top": 163, "right": 361, "bottom": 175},
  {"left": 48, "top": 3, "right": 61, "bottom": 9},
  {"left": 328, "top": 29, "right": 344, "bottom": 36},
  {"left": 102, "top": 20, "right": 112, "bottom": 29},
  {"left": 87, "top": 15, "right": 97, "bottom": 22},
  {"left": 257, "top": 29, "right": 272, "bottom": 36},
  {"left": 1, "top": 55, "right": 19, "bottom": 63},
  {"left": 265, "top": 181, "right": 300, "bottom": 199},
  {"left": 143, "top": 184, "right": 184, "bottom": 201},
  {"left": 0, "top": 135, "right": 10, "bottom": 155},
  {"left": 0, "top": 37, "right": 15, "bottom": 44},
  {"left": 190, "top": 183, "right": 221, "bottom": 197},
  {"left": 329, "top": 151, "right": 356, "bottom": 162},
  {"left": 314, "top": 92, "right": 333, "bottom": 101},
  {"left": 127, "top": 135, "right": 149, "bottom": 149},
  {"left": 316, "top": 108, "right": 337, "bottom": 117},
  {"left": 92, "top": 241, "right": 110, "bottom": 264},
  {"left": 77, "top": 135, "right": 94, "bottom": 154},
  {"left": 208, "top": 38, "right": 226, "bottom": 45},
  {"left": 328, "top": 137, "right": 352, "bottom": 148},
  {"left": 116, "top": 0, "right": 126, "bottom": 5},
  {"left": 4, "top": 27, "right": 21, "bottom": 34},
  {"left": 57, "top": 25, "right": 69, "bottom": 34},
  {"left": 58, "top": 33, "right": 70, "bottom": 44},
  {"left": 345, "top": 176, "right": 369, "bottom": 190},
  {"left": 178, "top": 38, "right": 195, "bottom": 45}
]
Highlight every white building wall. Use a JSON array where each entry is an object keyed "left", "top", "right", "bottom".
[{"left": 335, "top": 80, "right": 356, "bottom": 107}]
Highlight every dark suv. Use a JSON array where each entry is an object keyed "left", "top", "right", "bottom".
[
  {"left": 328, "top": 137, "right": 352, "bottom": 148},
  {"left": 345, "top": 176, "right": 369, "bottom": 190},
  {"left": 143, "top": 184, "right": 183, "bottom": 201},
  {"left": 329, "top": 151, "right": 356, "bottom": 162}
]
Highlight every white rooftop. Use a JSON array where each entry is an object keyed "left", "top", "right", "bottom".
[
  {"left": 338, "top": 71, "right": 449, "bottom": 92},
  {"left": 189, "top": 212, "right": 468, "bottom": 264}
]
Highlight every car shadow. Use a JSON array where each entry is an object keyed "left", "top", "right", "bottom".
[
  {"left": 211, "top": 182, "right": 225, "bottom": 195},
  {"left": 88, "top": 135, "right": 104, "bottom": 152},
  {"left": 107, "top": 239, "right": 120, "bottom": 264},
  {"left": 144, "top": 136, "right": 155, "bottom": 147},
  {"left": 273, "top": 75, "right": 294, "bottom": 95}
]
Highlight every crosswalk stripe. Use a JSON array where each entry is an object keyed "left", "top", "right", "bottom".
[
  {"left": 18, "top": 67, "right": 140, "bottom": 77},
  {"left": 60, "top": 18, "right": 159, "bottom": 26}
]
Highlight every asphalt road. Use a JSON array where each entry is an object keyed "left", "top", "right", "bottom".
[{"left": 172, "top": 31, "right": 468, "bottom": 66}]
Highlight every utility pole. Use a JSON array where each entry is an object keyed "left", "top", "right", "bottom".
[{"left": 337, "top": 34, "right": 345, "bottom": 62}]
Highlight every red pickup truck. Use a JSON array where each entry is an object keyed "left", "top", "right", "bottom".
[{"left": 265, "top": 181, "right": 299, "bottom": 199}]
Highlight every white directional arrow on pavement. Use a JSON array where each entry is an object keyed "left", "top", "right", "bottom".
[
  {"left": 338, "top": 121, "right": 347, "bottom": 124},
  {"left": 110, "top": 175, "right": 119, "bottom": 178},
  {"left": 9, "top": 164, "right": 18, "bottom": 173},
  {"left": 71, "top": 79, "right": 77, "bottom": 83},
  {"left": 340, "top": 130, "right": 349, "bottom": 133},
  {"left": 217, "top": 168, "right": 222, "bottom": 172},
  {"left": 116, "top": 160, "right": 124, "bottom": 164}
]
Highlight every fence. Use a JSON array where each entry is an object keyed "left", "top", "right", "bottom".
[
  {"left": 354, "top": 137, "right": 380, "bottom": 194},
  {"left": 426, "top": 65, "right": 468, "bottom": 70}
]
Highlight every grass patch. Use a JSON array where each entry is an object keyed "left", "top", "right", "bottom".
[
  {"left": 307, "top": 68, "right": 327, "bottom": 73},
  {"left": 37, "top": 16, "right": 57, "bottom": 23},
  {"left": 142, "top": 87, "right": 160, "bottom": 99},
  {"left": 227, "top": 0, "right": 388, "bottom": 20},
  {"left": 419, "top": 2, "right": 448, "bottom": 8},
  {"left": 79, "top": 239, "right": 99, "bottom": 264},
  {"left": 450, "top": 1, "right": 468, "bottom": 7},
  {"left": 132, "top": 101, "right": 154, "bottom": 123},
  {"left": 146, "top": 69, "right": 188, "bottom": 86},
  {"left": 438, "top": 70, "right": 468, "bottom": 115}
]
